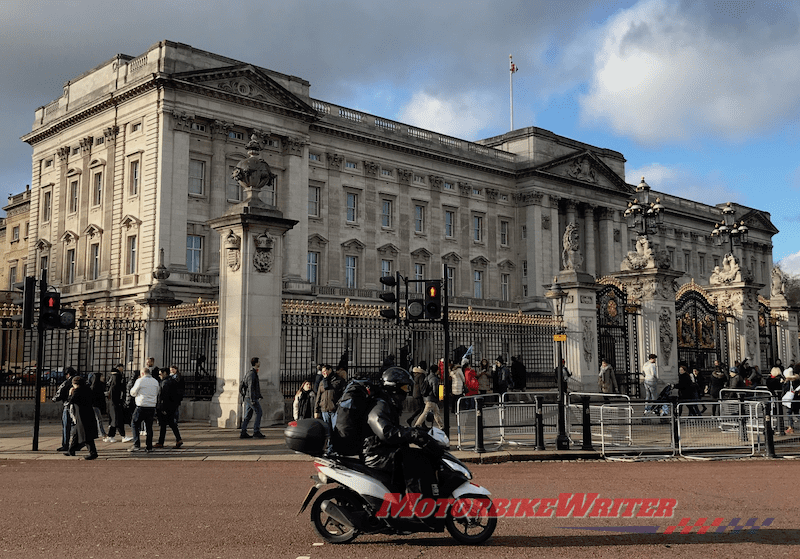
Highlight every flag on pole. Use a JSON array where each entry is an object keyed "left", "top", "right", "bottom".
[{"left": 510, "top": 57, "right": 519, "bottom": 74}]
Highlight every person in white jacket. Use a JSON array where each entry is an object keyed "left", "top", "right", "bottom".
[
  {"left": 129, "top": 368, "right": 160, "bottom": 452},
  {"left": 449, "top": 361, "right": 465, "bottom": 414}
]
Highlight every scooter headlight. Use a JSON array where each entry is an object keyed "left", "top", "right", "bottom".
[{"left": 442, "top": 458, "right": 472, "bottom": 480}]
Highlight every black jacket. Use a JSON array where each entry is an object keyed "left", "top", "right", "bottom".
[
  {"left": 68, "top": 384, "right": 98, "bottom": 443},
  {"left": 362, "top": 397, "right": 409, "bottom": 471},
  {"left": 158, "top": 375, "right": 182, "bottom": 414}
]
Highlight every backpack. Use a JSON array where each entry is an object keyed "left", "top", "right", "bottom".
[{"left": 331, "top": 379, "right": 375, "bottom": 456}]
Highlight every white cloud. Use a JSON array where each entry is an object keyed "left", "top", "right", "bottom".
[
  {"left": 579, "top": 0, "right": 800, "bottom": 144},
  {"left": 397, "top": 91, "right": 498, "bottom": 141},
  {"left": 779, "top": 251, "right": 800, "bottom": 276},
  {"left": 625, "top": 162, "right": 742, "bottom": 206}
]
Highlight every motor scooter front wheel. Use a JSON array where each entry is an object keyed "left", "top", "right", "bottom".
[
  {"left": 310, "top": 487, "right": 361, "bottom": 544},
  {"left": 445, "top": 494, "right": 497, "bottom": 545}
]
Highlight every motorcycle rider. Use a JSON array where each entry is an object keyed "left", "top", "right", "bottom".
[{"left": 362, "top": 367, "right": 443, "bottom": 498}]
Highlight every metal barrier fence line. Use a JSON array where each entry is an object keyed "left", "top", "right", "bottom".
[
  {"left": 600, "top": 403, "right": 676, "bottom": 458},
  {"left": 676, "top": 402, "right": 761, "bottom": 458}
]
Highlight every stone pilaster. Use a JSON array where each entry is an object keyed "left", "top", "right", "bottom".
[
  {"left": 614, "top": 267, "right": 684, "bottom": 387},
  {"left": 706, "top": 282, "right": 764, "bottom": 366},
  {"left": 557, "top": 269, "right": 601, "bottom": 388},
  {"left": 770, "top": 294, "right": 800, "bottom": 365}
]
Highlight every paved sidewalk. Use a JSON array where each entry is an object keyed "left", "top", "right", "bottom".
[{"left": 0, "top": 419, "right": 603, "bottom": 463}]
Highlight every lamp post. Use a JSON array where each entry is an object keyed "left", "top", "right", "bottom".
[
  {"left": 623, "top": 177, "right": 665, "bottom": 239},
  {"left": 545, "top": 277, "right": 570, "bottom": 450},
  {"left": 710, "top": 202, "right": 749, "bottom": 258}
]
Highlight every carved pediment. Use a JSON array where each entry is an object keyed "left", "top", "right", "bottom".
[
  {"left": 120, "top": 215, "right": 141, "bottom": 230},
  {"left": 471, "top": 256, "right": 489, "bottom": 268},
  {"left": 739, "top": 209, "right": 780, "bottom": 235},
  {"left": 341, "top": 238, "right": 366, "bottom": 252},
  {"left": 308, "top": 234, "right": 329, "bottom": 250},
  {"left": 171, "top": 65, "right": 318, "bottom": 120},
  {"left": 531, "top": 150, "right": 632, "bottom": 193},
  {"left": 35, "top": 239, "right": 52, "bottom": 252},
  {"left": 60, "top": 230, "right": 79, "bottom": 244},
  {"left": 411, "top": 247, "right": 432, "bottom": 260},
  {"left": 498, "top": 259, "right": 515, "bottom": 271},
  {"left": 83, "top": 224, "right": 104, "bottom": 238},
  {"left": 377, "top": 243, "right": 399, "bottom": 256},
  {"left": 441, "top": 252, "right": 461, "bottom": 265}
]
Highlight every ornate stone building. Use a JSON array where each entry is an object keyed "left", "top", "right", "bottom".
[
  {"left": 1, "top": 186, "right": 31, "bottom": 293},
  {"left": 20, "top": 40, "right": 777, "bottom": 315}
]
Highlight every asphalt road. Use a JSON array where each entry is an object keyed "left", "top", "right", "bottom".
[{"left": 1, "top": 458, "right": 798, "bottom": 558}]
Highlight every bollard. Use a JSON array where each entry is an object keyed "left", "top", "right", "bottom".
[
  {"left": 581, "top": 396, "right": 595, "bottom": 451},
  {"left": 535, "top": 396, "right": 545, "bottom": 450},
  {"left": 475, "top": 396, "right": 485, "bottom": 453},
  {"left": 764, "top": 411, "right": 777, "bottom": 458}
]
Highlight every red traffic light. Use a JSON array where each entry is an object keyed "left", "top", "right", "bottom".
[
  {"left": 48, "top": 297, "right": 57, "bottom": 308},
  {"left": 427, "top": 284, "right": 438, "bottom": 298}
]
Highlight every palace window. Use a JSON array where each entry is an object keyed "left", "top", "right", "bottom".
[
  {"left": 346, "top": 192, "right": 358, "bottom": 223},
  {"left": 414, "top": 205, "right": 425, "bottom": 233},
  {"left": 414, "top": 264, "right": 425, "bottom": 293},
  {"left": 89, "top": 243, "right": 100, "bottom": 280},
  {"left": 381, "top": 199, "right": 393, "bottom": 228},
  {"left": 92, "top": 171, "right": 103, "bottom": 205},
  {"left": 473, "top": 270, "right": 483, "bottom": 299},
  {"left": 445, "top": 210, "right": 455, "bottom": 238},
  {"left": 129, "top": 160, "right": 140, "bottom": 196},
  {"left": 65, "top": 249, "right": 76, "bottom": 284},
  {"left": 42, "top": 191, "right": 52, "bottom": 222},
  {"left": 345, "top": 256, "right": 357, "bottom": 288},
  {"left": 186, "top": 235, "right": 202, "bottom": 274},
  {"left": 227, "top": 165, "right": 241, "bottom": 202},
  {"left": 473, "top": 215, "right": 484, "bottom": 242},
  {"left": 68, "top": 180, "right": 78, "bottom": 213},
  {"left": 446, "top": 266, "right": 455, "bottom": 295},
  {"left": 307, "top": 252, "right": 319, "bottom": 285},
  {"left": 500, "top": 220, "right": 509, "bottom": 246},
  {"left": 381, "top": 260, "right": 392, "bottom": 289},
  {"left": 501, "top": 273, "right": 510, "bottom": 301},
  {"left": 126, "top": 236, "right": 137, "bottom": 275},
  {"left": 189, "top": 159, "right": 205, "bottom": 195},
  {"left": 308, "top": 186, "right": 320, "bottom": 217}
]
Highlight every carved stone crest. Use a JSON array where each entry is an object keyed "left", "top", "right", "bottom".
[
  {"left": 659, "top": 307, "right": 673, "bottom": 362},
  {"left": 567, "top": 157, "right": 597, "bottom": 183},
  {"left": 745, "top": 315, "right": 757, "bottom": 357},
  {"left": 583, "top": 318, "right": 595, "bottom": 367},
  {"left": 225, "top": 230, "right": 241, "bottom": 272},
  {"left": 253, "top": 232, "right": 274, "bottom": 273}
]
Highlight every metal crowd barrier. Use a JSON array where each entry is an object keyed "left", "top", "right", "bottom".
[
  {"left": 676, "top": 402, "right": 762, "bottom": 458},
  {"left": 454, "top": 389, "right": 800, "bottom": 459}
]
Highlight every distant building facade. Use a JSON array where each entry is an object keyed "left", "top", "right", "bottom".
[{"left": 18, "top": 40, "right": 777, "bottom": 314}]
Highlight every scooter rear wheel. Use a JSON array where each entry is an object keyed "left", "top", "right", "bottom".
[
  {"left": 310, "top": 487, "right": 360, "bottom": 544},
  {"left": 445, "top": 494, "right": 497, "bottom": 545}
]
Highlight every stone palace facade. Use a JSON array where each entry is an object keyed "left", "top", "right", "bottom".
[{"left": 16, "top": 40, "right": 777, "bottom": 313}]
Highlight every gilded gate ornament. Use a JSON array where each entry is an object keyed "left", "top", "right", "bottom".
[{"left": 659, "top": 307, "right": 673, "bottom": 362}]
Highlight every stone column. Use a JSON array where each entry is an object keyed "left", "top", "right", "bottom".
[
  {"left": 136, "top": 249, "right": 181, "bottom": 367},
  {"left": 614, "top": 266, "right": 684, "bottom": 388},
  {"left": 557, "top": 269, "right": 601, "bottom": 389},
  {"left": 549, "top": 195, "right": 561, "bottom": 283},
  {"left": 207, "top": 137, "right": 297, "bottom": 427},
  {"left": 598, "top": 207, "right": 615, "bottom": 279},
  {"left": 281, "top": 135, "right": 311, "bottom": 294},
  {"left": 584, "top": 205, "right": 596, "bottom": 277}
]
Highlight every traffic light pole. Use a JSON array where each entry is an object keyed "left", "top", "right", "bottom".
[
  {"left": 442, "top": 264, "right": 451, "bottom": 439},
  {"left": 32, "top": 272, "right": 47, "bottom": 451}
]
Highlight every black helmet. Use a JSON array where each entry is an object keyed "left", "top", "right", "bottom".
[{"left": 381, "top": 367, "right": 413, "bottom": 405}]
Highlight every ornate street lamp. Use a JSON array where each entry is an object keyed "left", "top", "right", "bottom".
[
  {"left": 710, "top": 202, "right": 749, "bottom": 257},
  {"left": 545, "top": 277, "right": 569, "bottom": 450},
  {"left": 623, "top": 177, "right": 665, "bottom": 238}
]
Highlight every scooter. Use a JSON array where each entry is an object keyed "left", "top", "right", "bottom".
[{"left": 287, "top": 419, "right": 497, "bottom": 544}]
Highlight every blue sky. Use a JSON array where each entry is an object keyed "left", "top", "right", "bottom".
[{"left": 1, "top": 0, "right": 798, "bottom": 272}]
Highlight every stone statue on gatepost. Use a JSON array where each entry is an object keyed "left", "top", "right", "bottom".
[
  {"left": 554, "top": 221, "right": 598, "bottom": 390},
  {"left": 207, "top": 135, "right": 297, "bottom": 428},
  {"left": 767, "top": 266, "right": 800, "bottom": 366}
]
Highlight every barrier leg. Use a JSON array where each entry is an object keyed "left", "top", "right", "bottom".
[
  {"left": 535, "top": 397, "right": 545, "bottom": 451},
  {"left": 475, "top": 396, "right": 485, "bottom": 454},
  {"left": 764, "top": 409, "right": 777, "bottom": 458},
  {"left": 581, "top": 396, "right": 594, "bottom": 451}
]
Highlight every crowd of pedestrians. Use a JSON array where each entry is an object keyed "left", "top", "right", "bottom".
[{"left": 53, "top": 358, "right": 185, "bottom": 459}]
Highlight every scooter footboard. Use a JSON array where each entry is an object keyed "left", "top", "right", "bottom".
[{"left": 452, "top": 482, "right": 491, "bottom": 499}]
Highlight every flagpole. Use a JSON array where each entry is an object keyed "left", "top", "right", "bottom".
[{"left": 509, "top": 54, "right": 514, "bottom": 131}]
